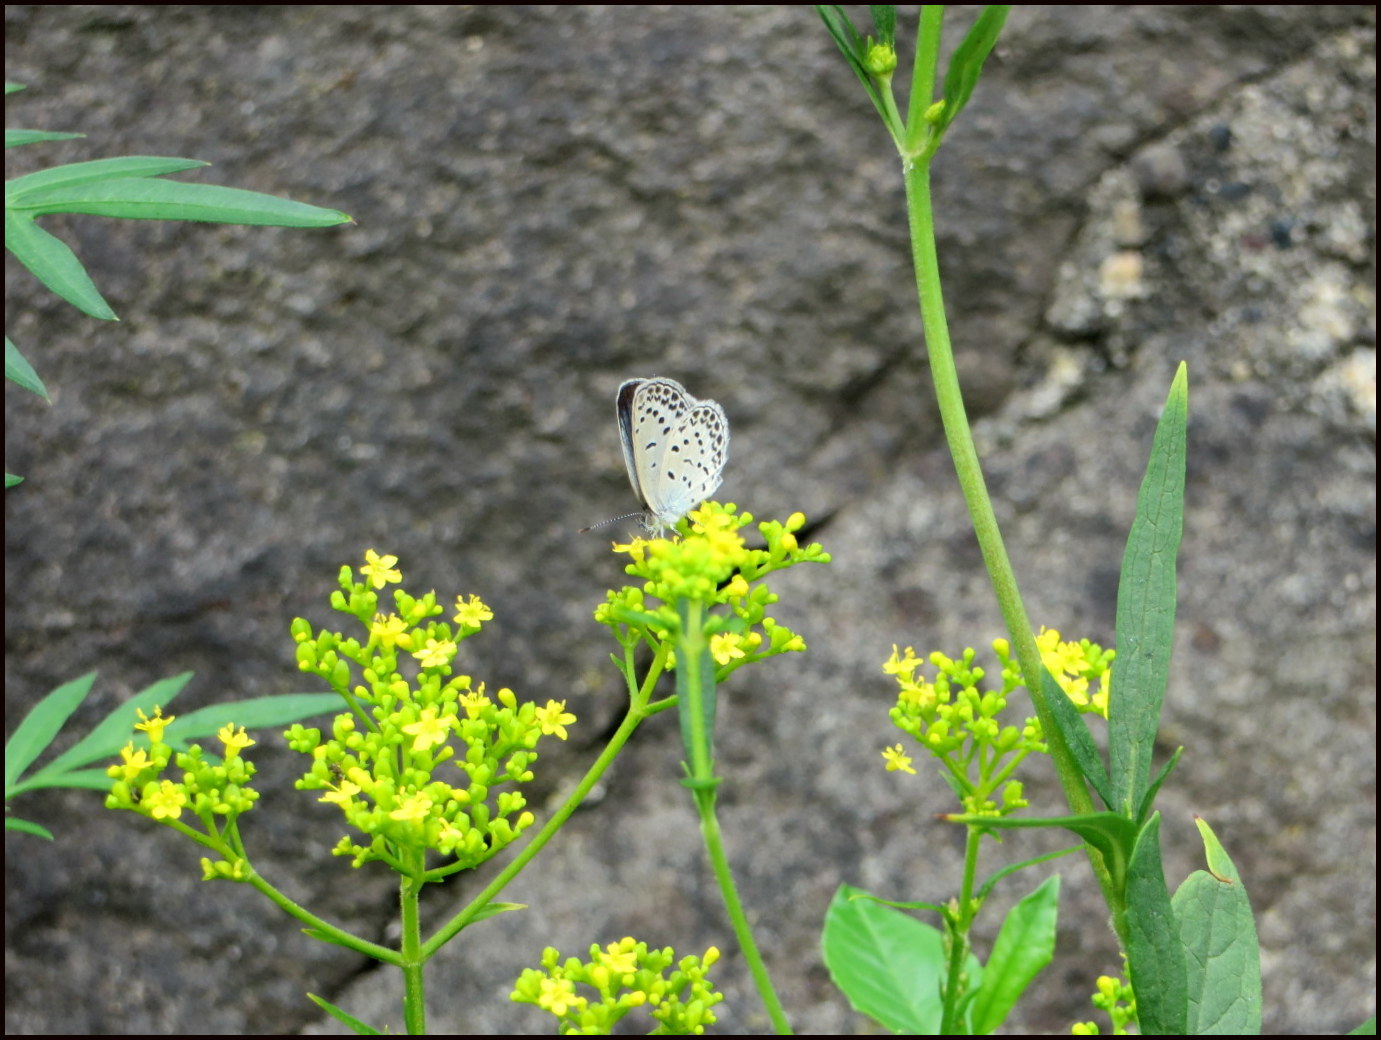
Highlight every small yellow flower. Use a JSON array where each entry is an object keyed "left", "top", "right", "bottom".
[
  {"left": 537, "top": 976, "right": 581, "bottom": 1015},
  {"left": 459, "top": 689, "right": 491, "bottom": 718},
  {"left": 134, "top": 706, "right": 174, "bottom": 744},
  {"left": 145, "top": 779, "right": 188, "bottom": 820},
  {"left": 597, "top": 940, "right": 639, "bottom": 977},
  {"left": 389, "top": 792, "right": 433, "bottom": 821},
  {"left": 612, "top": 539, "right": 648, "bottom": 564},
  {"left": 710, "top": 632, "right": 746, "bottom": 665},
  {"left": 360, "top": 549, "right": 402, "bottom": 589},
  {"left": 402, "top": 706, "right": 452, "bottom": 751},
  {"left": 882, "top": 744, "right": 917, "bottom": 774},
  {"left": 109, "top": 743, "right": 152, "bottom": 781},
  {"left": 218, "top": 723, "right": 254, "bottom": 758},
  {"left": 535, "top": 700, "right": 577, "bottom": 740},
  {"left": 319, "top": 779, "right": 361, "bottom": 806},
  {"left": 371, "top": 613, "right": 411, "bottom": 650},
  {"left": 413, "top": 637, "right": 457, "bottom": 669},
  {"left": 453, "top": 594, "right": 494, "bottom": 629}
]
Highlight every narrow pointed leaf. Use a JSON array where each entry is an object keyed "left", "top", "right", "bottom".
[
  {"left": 1041, "top": 665, "right": 1113, "bottom": 808},
  {"left": 870, "top": 6, "right": 897, "bottom": 47},
  {"left": 31, "top": 673, "right": 195, "bottom": 782},
  {"left": 815, "top": 6, "right": 890, "bottom": 126},
  {"left": 13, "top": 177, "right": 351, "bottom": 227},
  {"left": 5, "top": 213, "right": 117, "bottom": 319},
  {"left": 4, "top": 673, "right": 98, "bottom": 789},
  {"left": 6, "top": 337, "right": 49, "bottom": 400},
  {"left": 7, "top": 156, "right": 210, "bottom": 199},
  {"left": 937, "top": 6, "right": 1010, "bottom": 133},
  {"left": 1125, "top": 813, "right": 1188, "bottom": 1035},
  {"left": 1136, "top": 744, "right": 1183, "bottom": 825},
  {"left": 306, "top": 994, "right": 384, "bottom": 1035},
  {"left": 5, "top": 817, "right": 55, "bottom": 839},
  {"left": 1110, "top": 363, "right": 1188, "bottom": 816},
  {"left": 6, "top": 129, "right": 85, "bottom": 148},
  {"left": 162, "top": 692, "right": 342, "bottom": 746}
]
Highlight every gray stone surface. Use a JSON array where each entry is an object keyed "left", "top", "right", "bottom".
[{"left": 6, "top": 6, "right": 1374, "bottom": 1035}]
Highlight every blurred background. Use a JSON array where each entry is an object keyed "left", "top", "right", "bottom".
[{"left": 6, "top": 6, "right": 1374, "bottom": 1034}]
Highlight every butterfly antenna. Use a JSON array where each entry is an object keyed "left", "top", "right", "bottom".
[{"left": 578, "top": 512, "right": 645, "bottom": 535}]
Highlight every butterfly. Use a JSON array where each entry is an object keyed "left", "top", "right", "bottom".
[{"left": 583, "top": 376, "right": 730, "bottom": 536}]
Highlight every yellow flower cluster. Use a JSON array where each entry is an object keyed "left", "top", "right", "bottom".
[{"left": 512, "top": 937, "right": 723, "bottom": 1034}]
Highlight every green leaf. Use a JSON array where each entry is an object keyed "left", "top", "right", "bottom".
[
  {"left": 1171, "top": 817, "right": 1262, "bottom": 1034},
  {"left": 944, "top": 810, "right": 1139, "bottom": 894},
  {"left": 467, "top": 900, "right": 527, "bottom": 924},
  {"left": 1135, "top": 744, "right": 1183, "bottom": 825},
  {"left": 937, "top": 6, "right": 1011, "bottom": 134},
  {"left": 5, "top": 473, "right": 23, "bottom": 487},
  {"left": 6, "top": 336, "right": 49, "bottom": 400},
  {"left": 4, "top": 672, "right": 98, "bottom": 791},
  {"left": 6, "top": 82, "right": 28, "bottom": 95},
  {"left": 970, "top": 875, "right": 1060, "bottom": 1034},
  {"left": 1110, "top": 363, "right": 1188, "bottom": 816},
  {"left": 27, "top": 673, "right": 195, "bottom": 786},
  {"left": 305, "top": 993, "right": 385, "bottom": 1035},
  {"left": 1040, "top": 665, "right": 1114, "bottom": 808},
  {"left": 162, "top": 692, "right": 342, "bottom": 745},
  {"left": 1124, "top": 813, "right": 1188, "bottom": 1035},
  {"left": 6, "top": 156, "right": 210, "bottom": 200},
  {"left": 870, "top": 6, "right": 897, "bottom": 48},
  {"left": 6, "top": 129, "right": 85, "bottom": 148},
  {"left": 822, "top": 883, "right": 981, "bottom": 1034},
  {"left": 1349, "top": 1017, "right": 1377, "bottom": 1035},
  {"left": 5, "top": 212, "right": 118, "bottom": 319},
  {"left": 13, "top": 177, "right": 351, "bottom": 227},
  {"left": 815, "top": 6, "right": 890, "bottom": 127},
  {"left": 5, "top": 816, "right": 55, "bottom": 839},
  {"left": 974, "top": 844, "right": 1080, "bottom": 904}
]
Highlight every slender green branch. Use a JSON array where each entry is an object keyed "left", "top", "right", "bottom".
[
  {"left": 697, "top": 795, "right": 793, "bottom": 1034},
  {"left": 244, "top": 869, "right": 402, "bottom": 965},
  {"left": 423, "top": 703, "right": 650, "bottom": 957}
]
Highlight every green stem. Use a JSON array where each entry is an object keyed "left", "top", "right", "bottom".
[
  {"left": 424, "top": 700, "right": 651, "bottom": 956},
  {"left": 678, "top": 598, "right": 789, "bottom": 1032},
  {"left": 696, "top": 791, "right": 794, "bottom": 1035},
  {"left": 905, "top": 6, "right": 945, "bottom": 152},
  {"left": 938, "top": 827, "right": 982, "bottom": 1034},
  {"left": 244, "top": 868, "right": 401, "bottom": 965},
  {"left": 900, "top": 159, "right": 1104, "bottom": 858},
  {"left": 399, "top": 861, "right": 426, "bottom": 1034}
]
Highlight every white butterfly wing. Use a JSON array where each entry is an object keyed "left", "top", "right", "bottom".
[{"left": 617, "top": 377, "right": 729, "bottom": 529}]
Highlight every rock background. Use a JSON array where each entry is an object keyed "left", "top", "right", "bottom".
[{"left": 5, "top": 6, "right": 1374, "bottom": 1035}]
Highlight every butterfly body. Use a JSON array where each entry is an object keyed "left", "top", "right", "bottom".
[{"left": 615, "top": 376, "right": 729, "bottom": 535}]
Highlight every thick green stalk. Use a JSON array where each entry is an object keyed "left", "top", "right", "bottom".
[
  {"left": 680, "top": 598, "right": 791, "bottom": 1032},
  {"left": 900, "top": 159, "right": 1099, "bottom": 831},
  {"left": 400, "top": 864, "right": 426, "bottom": 1034}
]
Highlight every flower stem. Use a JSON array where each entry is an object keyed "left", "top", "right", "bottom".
[
  {"left": 900, "top": 158, "right": 1103, "bottom": 848},
  {"left": 400, "top": 863, "right": 426, "bottom": 1034},
  {"left": 696, "top": 790, "right": 794, "bottom": 1035},
  {"left": 424, "top": 699, "right": 650, "bottom": 956}
]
